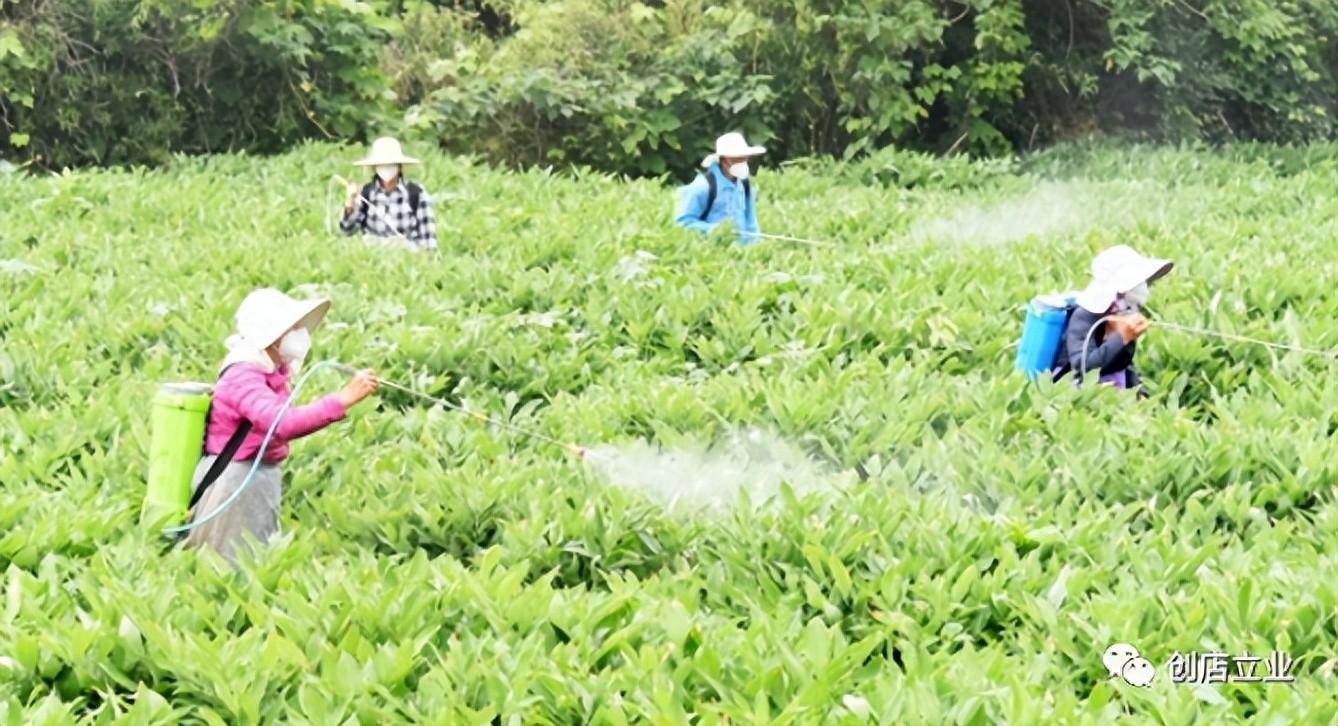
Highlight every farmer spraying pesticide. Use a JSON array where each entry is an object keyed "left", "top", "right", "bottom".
[
  {"left": 1017, "top": 245, "right": 1173, "bottom": 396},
  {"left": 178, "top": 289, "right": 378, "bottom": 563},
  {"left": 1057, "top": 245, "right": 1173, "bottom": 396},
  {"left": 675, "top": 132, "right": 765, "bottom": 244},
  {"left": 339, "top": 137, "right": 439, "bottom": 251}
]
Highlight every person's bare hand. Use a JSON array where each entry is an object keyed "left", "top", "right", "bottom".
[
  {"left": 337, "top": 369, "right": 379, "bottom": 407},
  {"left": 343, "top": 182, "right": 361, "bottom": 214},
  {"left": 1111, "top": 314, "right": 1148, "bottom": 344},
  {"left": 1128, "top": 313, "right": 1149, "bottom": 338}
]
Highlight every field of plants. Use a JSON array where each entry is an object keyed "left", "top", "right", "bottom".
[{"left": 3, "top": 142, "right": 1338, "bottom": 723}]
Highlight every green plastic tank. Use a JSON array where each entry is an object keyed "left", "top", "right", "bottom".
[{"left": 141, "top": 382, "right": 212, "bottom": 529}]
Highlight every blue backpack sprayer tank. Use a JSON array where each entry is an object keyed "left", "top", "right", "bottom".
[{"left": 1015, "top": 292, "right": 1076, "bottom": 380}]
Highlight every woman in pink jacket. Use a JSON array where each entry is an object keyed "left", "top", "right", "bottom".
[{"left": 184, "top": 288, "right": 378, "bottom": 563}]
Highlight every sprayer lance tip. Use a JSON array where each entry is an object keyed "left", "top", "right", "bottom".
[{"left": 574, "top": 446, "right": 588, "bottom": 459}]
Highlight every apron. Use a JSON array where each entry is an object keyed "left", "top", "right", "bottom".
[
  {"left": 182, "top": 456, "right": 282, "bottom": 565},
  {"left": 1097, "top": 370, "right": 1128, "bottom": 389}
]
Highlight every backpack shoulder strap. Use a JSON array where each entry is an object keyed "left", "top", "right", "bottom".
[
  {"left": 187, "top": 419, "right": 253, "bottom": 511},
  {"left": 1049, "top": 304, "right": 1080, "bottom": 379},
  {"left": 743, "top": 179, "right": 752, "bottom": 203},
  {"left": 699, "top": 172, "right": 717, "bottom": 222},
  {"left": 359, "top": 180, "right": 377, "bottom": 217},
  {"left": 406, "top": 181, "right": 422, "bottom": 213}
]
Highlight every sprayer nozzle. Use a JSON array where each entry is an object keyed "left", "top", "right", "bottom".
[{"left": 574, "top": 446, "right": 588, "bottom": 459}]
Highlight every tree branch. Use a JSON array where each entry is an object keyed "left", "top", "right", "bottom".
[
  {"left": 945, "top": 130, "right": 969, "bottom": 156},
  {"left": 1175, "top": 0, "right": 1210, "bottom": 22},
  {"left": 1063, "top": 0, "right": 1075, "bottom": 60},
  {"left": 287, "top": 78, "right": 336, "bottom": 139}
]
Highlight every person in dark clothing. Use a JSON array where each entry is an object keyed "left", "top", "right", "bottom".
[{"left": 1053, "top": 245, "right": 1173, "bottom": 397}]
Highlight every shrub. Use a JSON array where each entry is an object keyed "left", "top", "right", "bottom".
[{"left": 0, "top": 0, "right": 391, "bottom": 169}]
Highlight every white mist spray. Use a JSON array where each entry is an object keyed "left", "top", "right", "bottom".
[
  {"left": 908, "top": 179, "right": 1182, "bottom": 247},
  {"left": 586, "top": 428, "right": 855, "bottom": 514}
]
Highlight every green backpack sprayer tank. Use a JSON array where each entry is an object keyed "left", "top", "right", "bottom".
[{"left": 141, "top": 382, "right": 212, "bottom": 528}]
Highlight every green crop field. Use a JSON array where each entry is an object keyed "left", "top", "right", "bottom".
[{"left": 3, "top": 142, "right": 1338, "bottom": 723}]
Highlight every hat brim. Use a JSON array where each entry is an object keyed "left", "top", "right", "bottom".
[
  {"left": 293, "top": 298, "right": 331, "bottom": 335},
  {"left": 1144, "top": 259, "right": 1173, "bottom": 284},
  {"left": 1112, "top": 258, "right": 1173, "bottom": 293},
  {"left": 1076, "top": 258, "right": 1173, "bottom": 314},
  {"left": 1075, "top": 282, "right": 1121, "bottom": 314},
  {"left": 257, "top": 298, "right": 330, "bottom": 347},
  {"left": 703, "top": 146, "right": 767, "bottom": 167},
  {"left": 353, "top": 155, "right": 420, "bottom": 167},
  {"left": 716, "top": 145, "right": 766, "bottom": 158}
]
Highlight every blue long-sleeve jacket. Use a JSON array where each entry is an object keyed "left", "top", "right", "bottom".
[{"left": 674, "top": 163, "right": 759, "bottom": 243}]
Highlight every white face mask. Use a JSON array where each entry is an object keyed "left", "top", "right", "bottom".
[
  {"left": 1123, "top": 281, "right": 1150, "bottom": 309},
  {"left": 728, "top": 161, "right": 750, "bottom": 180},
  {"left": 375, "top": 165, "right": 399, "bottom": 183},
  {"left": 278, "top": 327, "right": 312, "bottom": 365}
]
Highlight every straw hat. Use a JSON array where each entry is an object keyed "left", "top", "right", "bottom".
[
  {"left": 233, "top": 288, "right": 331, "bottom": 349},
  {"left": 353, "top": 137, "right": 420, "bottom": 167},
  {"left": 1075, "top": 245, "right": 1174, "bottom": 314},
  {"left": 701, "top": 132, "right": 767, "bottom": 168}
]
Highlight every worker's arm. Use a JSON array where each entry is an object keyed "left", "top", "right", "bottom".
[
  {"left": 1065, "top": 308, "right": 1130, "bottom": 377},
  {"left": 339, "top": 195, "right": 366, "bottom": 236},
  {"left": 673, "top": 177, "right": 715, "bottom": 235},
  {"left": 737, "top": 184, "right": 760, "bottom": 243},
  {"left": 223, "top": 365, "right": 347, "bottom": 441},
  {"left": 738, "top": 184, "right": 759, "bottom": 232}
]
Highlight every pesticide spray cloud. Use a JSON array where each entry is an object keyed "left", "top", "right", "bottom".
[
  {"left": 0, "top": 259, "right": 39, "bottom": 275},
  {"left": 908, "top": 179, "right": 1183, "bottom": 247},
  {"left": 586, "top": 428, "right": 854, "bottom": 514}
]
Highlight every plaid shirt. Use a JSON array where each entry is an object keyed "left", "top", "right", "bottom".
[{"left": 339, "top": 179, "right": 438, "bottom": 251}]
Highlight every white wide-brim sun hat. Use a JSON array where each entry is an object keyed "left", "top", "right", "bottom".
[
  {"left": 1074, "top": 245, "right": 1174, "bottom": 313},
  {"left": 354, "top": 137, "right": 420, "bottom": 167},
  {"left": 234, "top": 288, "right": 331, "bottom": 349},
  {"left": 701, "top": 131, "right": 767, "bottom": 168}
]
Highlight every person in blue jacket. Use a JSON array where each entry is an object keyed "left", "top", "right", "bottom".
[{"left": 674, "top": 132, "right": 765, "bottom": 243}]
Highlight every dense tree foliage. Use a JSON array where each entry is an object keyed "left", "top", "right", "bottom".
[
  {"left": 0, "top": 0, "right": 391, "bottom": 167},
  {"left": 2, "top": 0, "right": 1335, "bottom": 171}
]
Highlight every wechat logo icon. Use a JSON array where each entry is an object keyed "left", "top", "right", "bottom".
[{"left": 1104, "top": 643, "right": 1155, "bottom": 687}]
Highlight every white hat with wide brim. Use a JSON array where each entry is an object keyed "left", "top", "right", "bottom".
[
  {"left": 701, "top": 132, "right": 767, "bottom": 168},
  {"left": 354, "top": 137, "right": 420, "bottom": 167},
  {"left": 234, "top": 288, "right": 331, "bottom": 349},
  {"left": 1075, "top": 245, "right": 1174, "bottom": 314}
]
